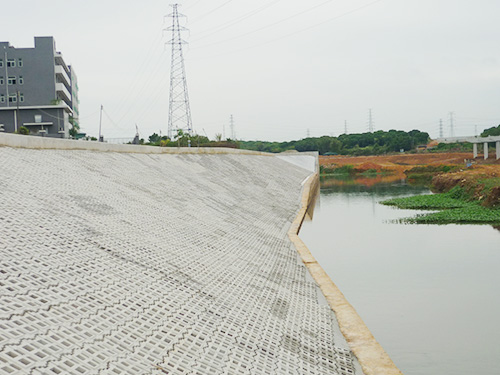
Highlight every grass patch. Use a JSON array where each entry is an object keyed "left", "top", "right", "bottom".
[
  {"left": 320, "top": 164, "right": 355, "bottom": 175},
  {"left": 320, "top": 165, "right": 395, "bottom": 176},
  {"left": 360, "top": 168, "right": 378, "bottom": 176},
  {"left": 405, "top": 165, "right": 459, "bottom": 185}
]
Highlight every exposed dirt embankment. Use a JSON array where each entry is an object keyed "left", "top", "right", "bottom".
[
  {"left": 432, "top": 171, "right": 500, "bottom": 207},
  {"left": 321, "top": 153, "right": 471, "bottom": 174},
  {"left": 321, "top": 153, "right": 499, "bottom": 176}
]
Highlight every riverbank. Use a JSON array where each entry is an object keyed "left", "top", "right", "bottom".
[
  {"left": 381, "top": 169, "right": 500, "bottom": 224},
  {"left": 320, "top": 152, "right": 499, "bottom": 177}
]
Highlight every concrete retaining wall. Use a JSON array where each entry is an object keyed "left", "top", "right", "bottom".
[{"left": 0, "top": 132, "right": 269, "bottom": 155}]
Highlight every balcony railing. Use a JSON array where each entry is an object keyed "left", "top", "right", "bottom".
[
  {"left": 55, "top": 52, "right": 70, "bottom": 75},
  {"left": 56, "top": 82, "right": 72, "bottom": 105},
  {"left": 55, "top": 65, "right": 71, "bottom": 89}
]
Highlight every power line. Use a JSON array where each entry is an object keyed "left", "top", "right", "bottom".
[
  {"left": 190, "top": 0, "right": 384, "bottom": 60},
  {"left": 191, "top": 0, "right": 283, "bottom": 42},
  {"left": 102, "top": 108, "right": 130, "bottom": 131},
  {"left": 189, "top": 0, "right": 234, "bottom": 25},
  {"left": 184, "top": 0, "right": 203, "bottom": 10},
  {"left": 110, "top": 29, "right": 165, "bottom": 120},
  {"left": 191, "top": 0, "right": 336, "bottom": 50}
]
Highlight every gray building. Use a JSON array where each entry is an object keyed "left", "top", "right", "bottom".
[{"left": 0, "top": 37, "right": 78, "bottom": 137}]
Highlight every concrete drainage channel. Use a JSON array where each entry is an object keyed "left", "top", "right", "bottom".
[{"left": 0, "top": 133, "right": 400, "bottom": 374}]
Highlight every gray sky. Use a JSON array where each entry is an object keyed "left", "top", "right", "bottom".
[{"left": 2, "top": 0, "right": 500, "bottom": 141}]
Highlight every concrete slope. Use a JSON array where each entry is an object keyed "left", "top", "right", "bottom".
[{"left": 0, "top": 147, "right": 363, "bottom": 375}]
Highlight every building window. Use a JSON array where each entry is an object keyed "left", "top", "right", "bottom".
[
  {"left": 19, "top": 94, "right": 24, "bottom": 103},
  {"left": 8, "top": 95, "right": 17, "bottom": 103},
  {"left": 18, "top": 59, "right": 23, "bottom": 67},
  {"left": 19, "top": 76, "right": 24, "bottom": 85},
  {"left": 0, "top": 95, "right": 4, "bottom": 103},
  {"left": 0, "top": 59, "right": 3, "bottom": 68},
  {"left": 35, "top": 115, "right": 42, "bottom": 123},
  {"left": 7, "top": 77, "right": 17, "bottom": 85},
  {"left": 7, "top": 59, "right": 16, "bottom": 68},
  {"left": 0, "top": 77, "right": 3, "bottom": 85}
]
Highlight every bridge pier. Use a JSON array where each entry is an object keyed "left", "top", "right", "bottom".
[{"left": 438, "top": 136, "right": 500, "bottom": 160}]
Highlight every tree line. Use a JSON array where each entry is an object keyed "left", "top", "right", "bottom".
[
  {"left": 140, "top": 129, "right": 431, "bottom": 155},
  {"left": 238, "top": 129, "right": 430, "bottom": 155}
]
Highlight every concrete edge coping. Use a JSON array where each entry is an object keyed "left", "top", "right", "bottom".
[
  {"left": 0, "top": 133, "right": 273, "bottom": 155},
  {"left": 289, "top": 172, "right": 403, "bottom": 375}
]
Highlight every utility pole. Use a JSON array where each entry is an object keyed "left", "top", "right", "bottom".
[
  {"left": 15, "top": 91, "right": 20, "bottom": 132},
  {"left": 230, "top": 114, "right": 235, "bottom": 139},
  {"left": 167, "top": 4, "right": 193, "bottom": 139},
  {"left": 368, "top": 109, "right": 374, "bottom": 132},
  {"left": 449, "top": 112, "right": 454, "bottom": 137},
  {"left": 98, "top": 105, "right": 103, "bottom": 142},
  {"left": 223, "top": 123, "right": 226, "bottom": 141},
  {"left": 439, "top": 119, "right": 443, "bottom": 138}
]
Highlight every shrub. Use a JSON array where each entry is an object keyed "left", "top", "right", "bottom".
[{"left": 17, "top": 126, "right": 29, "bottom": 135}]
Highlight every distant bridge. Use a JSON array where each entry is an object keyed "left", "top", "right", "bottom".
[{"left": 437, "top": 136, "right": 500, "bottom": 160}]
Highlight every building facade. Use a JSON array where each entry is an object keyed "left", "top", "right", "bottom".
[{"left": 0, "top": 37, "right": 78, "bottom": 137}]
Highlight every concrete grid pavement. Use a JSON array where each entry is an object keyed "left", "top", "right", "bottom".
[{"left": 0, "top": 147, "right": 363, "bottom": 375}]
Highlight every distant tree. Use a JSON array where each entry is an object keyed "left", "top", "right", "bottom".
[
  {"left": 481, "top": 125, "right": 500, "bottom": 137},
  {"left": 148, "top": 133, "right": 161, "bottom": 144}
]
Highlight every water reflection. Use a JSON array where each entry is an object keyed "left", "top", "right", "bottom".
[
  {"left": 299, "top": 175, "right": 500, "bottom": 375},
  {"left": 320, "top": 173, "right": 408, "bottom": 189}
]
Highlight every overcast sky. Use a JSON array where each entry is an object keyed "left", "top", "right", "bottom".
[{"left": 2, "top": 0, "right": 500, "bottom": 141}]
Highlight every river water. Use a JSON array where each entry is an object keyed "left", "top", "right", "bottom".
[{"left": 299, "top": 176, "right": 500, "bottom": 375}]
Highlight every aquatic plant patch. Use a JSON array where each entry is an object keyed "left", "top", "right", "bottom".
[
  {"left": 409, "top": 206, "right": 500, "bottom": 224},
  {"left": 381, "top": 193, "right": 471, "bottom": 210},
  {"left": 381, "top": 189, "right": 500, "bottom": 224}
]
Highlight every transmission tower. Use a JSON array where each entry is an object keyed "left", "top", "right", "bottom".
[
  {"left": 449, "top": 112, "right": 454, "bottom": 137},
  {"left": 368, "top": 109, "right": 374, "bottom": 132},
  {"left": 439, "top": 118, "right": 443, "bottom": 138},
  {"left": 229, "top": 114, "right": 235, "bottom": 139},
  {"left": 167, "top": 4, "right": 193, "bottom": 139},
  {"left": 344, "top": 120, "right": 347, "bottom": 135}
]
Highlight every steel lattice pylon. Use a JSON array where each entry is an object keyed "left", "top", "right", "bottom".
[{"left": 167, "top": 4, "right": 192, "bottom": 139}]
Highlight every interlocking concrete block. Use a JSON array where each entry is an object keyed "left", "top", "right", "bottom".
[{"left": 0, "top": 147, "right": 363, "bottom": 374}]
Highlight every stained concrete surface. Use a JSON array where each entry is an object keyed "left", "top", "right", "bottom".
[{"left": 0, "top": 146, "right": 363, "bottom": 374}]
